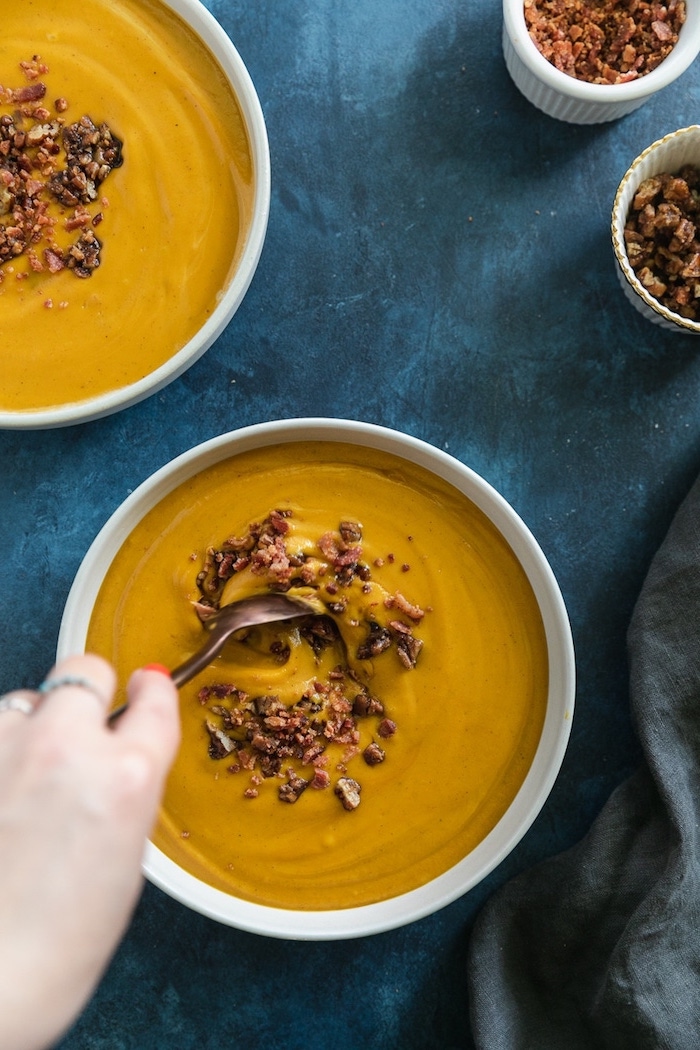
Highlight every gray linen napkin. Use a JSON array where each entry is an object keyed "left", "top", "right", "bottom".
[{"left": 468, "top": 474, "right": 700, "bottom": 1050}]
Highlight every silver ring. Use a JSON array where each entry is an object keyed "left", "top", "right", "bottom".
[
  {"left": 0, "top": 691, "right": 37, "bottom": 716},
  {"left": 37, "top": 675, "right": 107, "bottom": 706}
]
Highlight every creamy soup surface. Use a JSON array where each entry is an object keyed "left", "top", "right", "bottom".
[
  {"left": 0, "top": 0, "right": 253, "bottom": 412},
  {"left": 87, "top": 443, "right": 549, "bottom": 910}
]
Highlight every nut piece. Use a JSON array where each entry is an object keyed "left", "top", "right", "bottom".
[
  {"left": 278, "top": 769, "right": 309, "bottom": 804},
  {"left": 48, "top": 115, "right": 123, "bottom": 207},
  {"left": 363, "top": 741, "right": 386, "bottom": 766},
  {"left": 624, "top": 164, "right": 700, "bottom": 320},
  {"left": 335, "top": 777, "right": 362, "bottom": 811}
]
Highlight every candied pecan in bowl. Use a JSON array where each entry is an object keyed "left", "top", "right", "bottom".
[{"left": 623, "top": 164, "right": 700, "bottom": 320}]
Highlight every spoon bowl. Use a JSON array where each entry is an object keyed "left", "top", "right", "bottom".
[
  {"left": 171, "top": 593, "right": 318, "bottom": 687},
  {"left": 108, "top": 592, "right": 317, "bottom": 724}
]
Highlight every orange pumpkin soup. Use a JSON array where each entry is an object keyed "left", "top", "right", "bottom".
[
  {"left": 0, "top": 0, "right": 253, "bottom": 412},
  {"left": 86, "top": 443, "right": 549, "bottom": 910}
]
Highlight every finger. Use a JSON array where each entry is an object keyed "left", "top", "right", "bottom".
[
  {"left": 112, "top": 666, "right": 180, "bottom": 777},
  {"left": 0, "top": 690, "right": 39, "bottom": 737},
  {"left": 34, "top": 654, "right": 116, "bottom": 727}
]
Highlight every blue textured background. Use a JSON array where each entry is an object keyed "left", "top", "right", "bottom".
[{"left": 2, "top": 1, "right": 700, "bottom": 1047}]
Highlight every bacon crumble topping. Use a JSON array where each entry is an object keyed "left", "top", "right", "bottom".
[
  {"left": 194, "top": 510, "right": 428, "bottom": 810},
  {"left": 0, "top": 56, "right": 123, "bottom": 284},
  {"left": 525, "top": 0, "right": 686, "bottom": 84}
]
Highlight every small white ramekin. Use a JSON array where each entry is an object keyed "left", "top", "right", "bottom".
[
  {"left": 503, "top": 0, "right": 700, "bottom": 124},
  {"left": 612, "top": 125, "right": 700, "bottom": 334}
]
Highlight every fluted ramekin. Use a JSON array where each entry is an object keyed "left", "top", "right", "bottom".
[
  {"left": 503, "top": 0, "right": 700, "bottom": 124},
  {"left": 612, "top": 125, "right": 700, "bottom": 334}
]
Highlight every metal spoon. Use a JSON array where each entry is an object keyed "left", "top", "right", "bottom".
[{"left": 108, "top": 592, "right": 317, "bottom": 724}]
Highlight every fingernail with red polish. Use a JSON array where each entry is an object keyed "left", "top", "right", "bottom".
[{"left": 142, "top": 663, "right": 172, "bottom": 677}]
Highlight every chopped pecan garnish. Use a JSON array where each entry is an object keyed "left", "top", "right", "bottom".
[
  {"left": 48, "top": 115, "right": 123, "bottom": 206},
  {"left": 64, "top": 228, "right": 101, "bottom": 277},
  {"left": 395, "top": 632, "right": 423, "bottom": 670},
  {"left": 339, "top": 520, "right": 363, "bottom": 544},
  {"left": 356, "top": 621, "right": 393, "bottom": 660},
  {"left": 363, "top": 741, "right": 386, "bottom": 766},
  {"left": 624, "top": 164, "right": 700, "bottom": 320},
  {"left": 335, "top": 777, "right": 362, "bottom": 811},
  {"left": 352, "top": 691, "right": 384, "bottom": 717},
  {"left": 205, "top": 720, "right": 236, "bottom": 759},
  {"left": 299, "top": 615, "right": 339, "bottom": 655},
  {"left": 279, "top": 769, "right": 309, "bottom": 804}
]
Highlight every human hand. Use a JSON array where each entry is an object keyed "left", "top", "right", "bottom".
[{"left": 0, "top": 653, "right": 180, "bottom": 1050}]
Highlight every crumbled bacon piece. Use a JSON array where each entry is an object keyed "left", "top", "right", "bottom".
[
  {"left": 26, "top": 248, "right": 42, "bottom": 272},
  {"left": 64, "top": 205, "right": 92, "bottom": 231},
  {"left": 43, "top": 247, "right": 64, "bottom": 272},
  {"left": 310, "top": 768, "right": 331, "bottom": 789},
  {"left": 19, "top": 57, "right": 49, "bottom": 81},
  {"left": 378, "top": 719, "right": 397, "bottom": 739},
  {"left": 11, "top": 82, "right": 47, "bottom": 104},
  {"left": 385, "top": 591, "right": 425, "bottom": 621}
]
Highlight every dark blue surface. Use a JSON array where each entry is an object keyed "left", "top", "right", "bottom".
[{"left": 2, "top": 1, "right": 700, "bottom": 1047}]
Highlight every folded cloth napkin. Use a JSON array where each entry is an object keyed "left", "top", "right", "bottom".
[{"left": 468, "top": 473, "right": 700, "bottom": 1050}]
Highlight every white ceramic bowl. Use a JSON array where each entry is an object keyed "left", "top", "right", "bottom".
[
  {"left": 0, "top": 0, "right": 270, "bottom": 429},
  {"left": 57, "top": 418, "right": 575, "bottom": 940},
  {"left": 612, "top": 125, "right": 700, "bottom": 333},
  {"left": 503, "top": 0, "right": 700, "bottom": 124}
]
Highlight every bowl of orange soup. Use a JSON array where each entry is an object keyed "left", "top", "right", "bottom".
[
  {"left": 57, "top": 419, "right": 575, "bottom": 939},
  {"left": 0, "top": 0, "right": 269, "bottom": 428}
]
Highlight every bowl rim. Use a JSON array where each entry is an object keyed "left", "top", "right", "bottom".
[
  {"left": 611, "top": 124, "right": 700, "bottom": 334},
  {"left": 57, "top": 417, "right": 576, "bottom": 940},
  {"left": 0, "top": 0, "right": 271, "bottom": 430},
  {"left": 503, "top": 0, "right": 700, "bottom": 102}
]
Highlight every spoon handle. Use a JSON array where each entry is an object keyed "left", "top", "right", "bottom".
[
  {"left": 105, "top": 626, "right": 228, "bottom": 725},
  {"left": 169, "top": 626, "right": 231, "bottom": 688}
]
